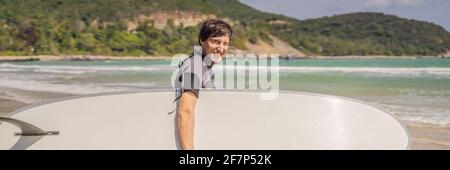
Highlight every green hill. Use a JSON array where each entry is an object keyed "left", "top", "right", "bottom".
[
  {"left": 0, "top": 0, "right": 449, "bottom": 56},
  {"left": 272, "top": 12, "right": 450, "bottom": 56}
]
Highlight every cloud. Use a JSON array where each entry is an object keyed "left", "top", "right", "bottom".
[
  {"left": 366, "top": 0, "right": 423, "bottom": 8},
  {"left": 395, "top": 0, "right": 423, "bottom": 6},
  {"left": 366, "top": 0, "right": 391, "bottom": 8}
]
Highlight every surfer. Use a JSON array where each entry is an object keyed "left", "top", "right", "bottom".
[{"left": 174, "top": 19, "right": 233, "bottom": 150}]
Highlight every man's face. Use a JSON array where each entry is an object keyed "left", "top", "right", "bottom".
[{"left": 201, "top": 35, "right": 230, "bottom": 64}]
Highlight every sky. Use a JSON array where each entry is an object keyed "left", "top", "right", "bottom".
[{"left": 240, "top": 0, "right": 450, "bottom": 31}]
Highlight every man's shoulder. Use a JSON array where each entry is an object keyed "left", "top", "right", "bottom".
[{"left": 180, "top": 55, "right": 204, "bottom": 70}]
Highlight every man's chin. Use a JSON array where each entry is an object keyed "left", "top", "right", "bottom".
[
  {"left": 210, "top": 55, "right": 223, "bottom": 64},
  {"left": 212, "top": 57, "right": 223, "bottom": 64}
]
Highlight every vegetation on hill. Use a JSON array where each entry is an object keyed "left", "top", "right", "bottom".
[{"left": 0, "top": 0, "right": 449, "bottom": 56}]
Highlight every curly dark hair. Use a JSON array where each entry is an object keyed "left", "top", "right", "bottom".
[{"left": 198, "top": 19, "right": 233, "bottom": 45}]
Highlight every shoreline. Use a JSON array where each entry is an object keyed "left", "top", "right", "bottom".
[
  {"left": 0, "top": 55, "right": 449, "bottom": 62},
  {"left": 0, "top": 55, "right": 173, "bottom": 62},
  {"left": 300, "top": 55, "right": 450, "bottom": 60}
]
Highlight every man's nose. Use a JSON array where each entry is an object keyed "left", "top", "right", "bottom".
[{"left": 216, "top": 45, "right": 225, "bottom": 53}]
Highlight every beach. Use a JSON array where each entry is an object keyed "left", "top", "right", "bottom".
[
  {"left": 0, "top": 55, "right": 173, "bottom": 62},
  {"left": 1, "top": 58, "right": 449, "bottom": 149},
  {"left": 407, "top": 123, "right": 450, "bottom": 149},
  {"left": 0, "top": 87, "right": 73, "bottom": 116},
  {"left": 0, "top": 97, "right": 27, "bottom": 117}
]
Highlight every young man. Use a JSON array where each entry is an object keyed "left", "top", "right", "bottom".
[{"left": 175, "top": 19, "right": 232, "bottom": 150}]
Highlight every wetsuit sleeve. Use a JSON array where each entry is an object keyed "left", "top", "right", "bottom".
[{"left": 180, "top": 72, "right": 201, "bottom": 98}]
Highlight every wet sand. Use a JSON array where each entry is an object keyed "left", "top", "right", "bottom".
[
  {"left": 406, "top": 122, "right": 450, "bottom": 150},
  {"left": 0, "top": 87, "right": 74, "bottom": 116},
  {"left": 0, "top": 97, "right": 28, "bottom": 116}
]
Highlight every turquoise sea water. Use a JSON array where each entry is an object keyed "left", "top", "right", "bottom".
[{"left": 1, "top": 58, "right": 450, "bottom": 126}]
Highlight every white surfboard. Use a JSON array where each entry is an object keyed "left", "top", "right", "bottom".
[{"left": 0, "top": 90, "right": 409, "bottom": 150}]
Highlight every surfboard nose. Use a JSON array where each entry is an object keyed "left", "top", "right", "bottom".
[
  {"left": 195, "top": 91, "right": 409, "bottom": 150},
  {"left": 0, "top": 90, "right": 409, "bottom": 150}
]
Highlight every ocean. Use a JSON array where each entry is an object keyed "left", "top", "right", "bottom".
[{"left": 1, "top": 58, "right": 449, "bottom": 148}]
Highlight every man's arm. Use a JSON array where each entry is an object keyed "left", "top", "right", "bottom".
[{"left": 177, "top": 91, "right": 198, "bottom": 150}]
